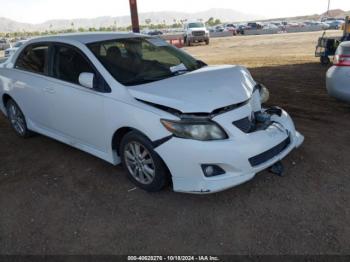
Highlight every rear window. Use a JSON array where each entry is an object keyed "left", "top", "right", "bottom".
[{"left": 15, "top": 44, "right": 49, "bottom": 75}]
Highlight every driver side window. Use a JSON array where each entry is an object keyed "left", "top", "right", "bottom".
[{"left": 52, "top": 44, "right": 95, "bottom": 86}]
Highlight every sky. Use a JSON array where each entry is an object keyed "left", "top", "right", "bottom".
[{"left": 1, "top": 0, "right": 350, "bottom": 24}]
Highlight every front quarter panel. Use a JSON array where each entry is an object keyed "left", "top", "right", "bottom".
[{"left": 104, "top": 97, "right": 176, "bottom": 164}]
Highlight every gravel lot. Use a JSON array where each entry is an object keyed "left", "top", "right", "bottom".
[{"left": 0, "top": 31, "right": 350, "bottom": 255}]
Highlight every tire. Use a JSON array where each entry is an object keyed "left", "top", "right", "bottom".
[
  {"left": 120, "top": 131, "right": 169, "bottom": 192},
  {"left": 320, "top": 56, "right": 330, "bottom": 65},
  {"left": 6, "top": 99, "right": 33, "bottom": 138},
  {"left": 205, "top": 39, "right": 210, "bottom": 45},
  {"left": 186, "top": 38, "right": 192, "bottom": 46}
]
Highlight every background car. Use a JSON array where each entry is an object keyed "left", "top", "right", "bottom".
[
  {"left": 147, "top": 30, "right": 163, "bottom": 36},
  {"left": 247, "top": 22, "right": 264, "bottom": 30},
  {"left": 263, "top": 23, "right": 279, "bottom": 30},
  {"left": 236, "top": 24, "right": 251, "bottom": 35},
  {"left": 183, "top": 21, "right": 210, "bottom": 46},
  {"left": 0, "top": 39, "right": 11, "bottom": 51},
  {"left": 4, "top": 40, "right": 27, "bottom": 57},
  {"left": 326, "top": 41, "right": 350, "bottom": 102},
  {"left": 303, "top": 21, "right": 330, "bottom": 30},
  {"left": 325, "top": 20, "right": 345, "bottom": 30},
  {"left": 223, "top": 24, "right": 237, "bottom": 35},
  {"left": 214, "top": 25, "right": 225, "bottom": 32}
]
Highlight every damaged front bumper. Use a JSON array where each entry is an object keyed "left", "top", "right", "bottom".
[{"left": 155, "top": 107, "right": 304, "bottom": 194}]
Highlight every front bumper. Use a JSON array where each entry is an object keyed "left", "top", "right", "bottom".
[
  {"left": 188, "top": 35, "right": 209, "bottom": 42},
  {"left": 156, "top": 108, "right": 304, "bottom": 194}
]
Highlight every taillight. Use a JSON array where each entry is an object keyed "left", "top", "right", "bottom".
[{"left": 334, "top": 55, "right": 350, "bottom": 66}]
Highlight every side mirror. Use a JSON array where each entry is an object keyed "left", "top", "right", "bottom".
[{"left": 79, "top": 72, "right": 94, "bottom": 89}]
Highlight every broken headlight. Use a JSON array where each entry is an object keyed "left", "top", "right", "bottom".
[{"left": 160, "top": 119, "right": 228, "bottom": 141}]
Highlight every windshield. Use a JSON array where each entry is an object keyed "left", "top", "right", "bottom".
[
  {"left": 188, "top": 22, "right": 205, "bottom": 28},
  {"left": 88, "top": 37, "right": 205, "bottom": 86}
]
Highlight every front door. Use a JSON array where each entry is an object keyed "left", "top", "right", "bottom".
[{"left": 45, "top": 44, "right": 108, "bottom": 153}]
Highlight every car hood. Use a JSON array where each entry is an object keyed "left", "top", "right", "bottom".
[{"left": 128, "top": 65, "right": 257, "bottom": 113}]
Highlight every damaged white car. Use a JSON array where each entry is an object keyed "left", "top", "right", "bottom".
[{"left": 0, "top": 33, "right": 304, "bottom": 193}]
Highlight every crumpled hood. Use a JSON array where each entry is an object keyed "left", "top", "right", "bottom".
[{"left": 128, "top": 65, "right": 257, "bottom": 113}]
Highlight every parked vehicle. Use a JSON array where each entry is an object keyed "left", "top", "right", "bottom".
[
  {"left": 214, "top": 25, "right": 225, "bottom": 32},
  {"left": 326, "top": 41, "right": 350, "bottom": 102},
  {"left": 247, "top": 22, "right": 264, "bottom": 30},
  {"left": 263, "top": 24, "right": 279, "bottom": 30},
  {"left": 184, "top": 22, "right": 210, "bottom": 46},
  {"left": 304, "top": 21, "right": 330, "bottom": 30},
  {"left": 286, "top": 22, "right": 303, "bottom": 28},
  {"left": 0, "top": 33, "right": 304, "bottom": 193},
  {"left": 4, "top": 40, "right": 28, "bottom": 57},
  {"left": 325, "top": 20, "right": 345, "bottom": 30},
  {"left": 0, "top": 39, "right": 11, "bottom": 51},
  {"left": 147, "top": 30, "right": 163, "bottom": 36},
  {"left": 237, "top": 24, "right": 250, "bottom": 35},
  {"left": 223, "top": 24, "right": 237, "bottom": 35}
]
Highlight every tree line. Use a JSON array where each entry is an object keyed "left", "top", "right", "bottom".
[{"left": 0, "top": 17, "right": 222, "bottom": 38}]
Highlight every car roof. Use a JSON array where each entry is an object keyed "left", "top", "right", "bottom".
[{"left": 27, "top": 32, "right": 146, "bottom": 45}]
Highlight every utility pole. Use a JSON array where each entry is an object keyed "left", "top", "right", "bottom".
[
  {"left": 327, "top": 0, "right": 331, "bottom": 17},
  {"left": 129, "top": 0, "right": 140, "bottom": 33}
]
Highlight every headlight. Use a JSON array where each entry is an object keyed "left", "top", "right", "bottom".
[
  {"left": 160, "top": 119, "right": 228, "bottom": 141},
  {"left": 258, "top": 84, "right": 270, "bottom": 103}
]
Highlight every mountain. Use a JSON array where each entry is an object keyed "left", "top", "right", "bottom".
[
  {"left": 1, "top": 8, "right": 349, "bottom": 33},
  {"left": 260, "top": 9, "right": 350, "bottom": 23},
  {"left": 321, "top": 9, "right": 350, "bottom": 18},
  {"left": 0, "top": 8, "right": 263, "bottom": 32}
]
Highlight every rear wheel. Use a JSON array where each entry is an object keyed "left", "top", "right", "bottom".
[
  {"left": 6, "top": 99, "right": 32, "bottom": 138},
  {"left": 120, "top": 131, "right": 169, "bottom": 192},
  {"left": 205, "top": 39, "right": 210, "bottom": 45}
]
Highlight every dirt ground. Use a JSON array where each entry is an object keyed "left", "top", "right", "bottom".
[{"left": 1, "top": 31, "right": 350, "bottom": 255}]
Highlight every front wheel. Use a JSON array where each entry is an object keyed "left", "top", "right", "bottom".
[
  {"left": 185, "top": 37, "right": 192, "bottom": 46},
  {"left": 120, "top": 131, "right": 169, "bottom": 192},
  {"left": 6, "top": 99, "right": 33, "bottom": 138}
]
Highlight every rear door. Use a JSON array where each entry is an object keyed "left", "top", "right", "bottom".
[
  {"left": 13, "top": 43, "right": 53, "bottom": 129},
  {"left": 45, "top": 43, "right": 108, "bottom": 152}
]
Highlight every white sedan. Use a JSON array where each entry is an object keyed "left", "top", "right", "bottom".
[{"left": 0, "top": 33, "right": 304, "bottom": 194}]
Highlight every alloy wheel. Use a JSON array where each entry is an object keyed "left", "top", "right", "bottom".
[
  {"left": 124, "top": 141, "right": 156, "bottom": 185},
  {"left": 8, "top": 103, "right": 26, "bottom": 136}
]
